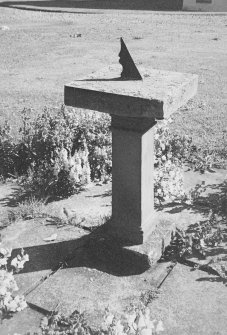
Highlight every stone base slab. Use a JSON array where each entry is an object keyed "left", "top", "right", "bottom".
[{"left": 125, "top": 217, "right": 176, "bottom": 265}]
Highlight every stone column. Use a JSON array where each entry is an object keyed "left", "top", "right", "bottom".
[{"left": 109, "top": 115, "right": 157, "bottom": 245}]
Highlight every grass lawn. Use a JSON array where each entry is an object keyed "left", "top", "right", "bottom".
[{"left": 0, "top": 4, "right": 226, "bottom": 156}]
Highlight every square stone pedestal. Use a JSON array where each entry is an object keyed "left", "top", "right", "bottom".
[
  {"left": 110, "top": 116, "right": 156, "bottom": 245},
  {"left": 65, "top": 65, "right": 198, "bottom": 245}
]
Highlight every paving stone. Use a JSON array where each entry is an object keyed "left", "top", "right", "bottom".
[
  {"left": 0, "top": 307, "right": 41, "bottom": 335},
  {"left": 26, "top": 242, "right": 172, "bottom": 327}
]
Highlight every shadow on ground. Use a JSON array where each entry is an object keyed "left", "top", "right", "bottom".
[
  {"left": 196, "top": 274, "right": 227, "bottom": 284},
  {"left": 11, "top": 227, "right": 150, "bottom": 277},
  {"left": 157, "top": 180, "right": 227, "bottom": 217},
  {"left": 0, "top": 0, "right": 183, "bottom": 12},
  {"left": 0, "top": 183, "right": 82, "bottom": 207},
  {"left": 159, "top": 180, "right": 227, "bottom": 285},
  {"left": 0, "top": 186, "right": 24, "bottom": 208}
]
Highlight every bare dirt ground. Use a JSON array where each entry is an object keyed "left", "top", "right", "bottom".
[{"left": 0, "top": 3, "right": 227, "bottom": 154}]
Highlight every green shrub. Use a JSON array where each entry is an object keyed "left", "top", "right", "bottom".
[
  {"left": 154, "top": 119, "right": 186, "bottom": 204},
  {"left": 0, "top": 121, "right": 18, "bottom": 178},
  {"left": 0, "top": 106, "right": 223, "bottom": 201},
  {"left": 0, "top": 106, "right": 112, "bottom": 198}
]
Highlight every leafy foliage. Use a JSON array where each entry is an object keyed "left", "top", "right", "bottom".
[
  {"left": 140, "top": 289, "right": 160, "bottom": 306},
  {"left": 8, "top": 196, "right": 48, "bottom": 222},
  {"left": 0, "top": 248, "right": 29, "bottom": 320},
  {"left": 154, "top": 119, "right": 186, "bottom": 204},
  {"left": 0, "top": 121, "right": 18, "bottom": 178},
  {"left": 39, "top": 310, "right": 90, "bottom": 335},
  {"left": 0, "top": 106, "right": 221, "bottom": 202},
  {"left": 36, "top": 306, "right": 164, "bottom": 335},
  {"left": 164, "top": 209, "right": 225, "bottom": 258},
  {"left": 0, "top": 106, "right": 112, "bottom": 198},
  {"left": 162, "top": 206, "right": 226, "bottom": 284}
]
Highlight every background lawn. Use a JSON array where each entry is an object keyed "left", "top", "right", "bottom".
[{"left": 0, "top": 3, "right": 226, "bottom": 156}]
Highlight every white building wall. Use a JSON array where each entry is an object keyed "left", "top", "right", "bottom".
[{"left": 183, "top": 0, "right": 227, "bottom": 11}]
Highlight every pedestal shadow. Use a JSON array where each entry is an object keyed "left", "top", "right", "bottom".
[{"left": 11, "top": 226, "right": 150, "bottom": 277}]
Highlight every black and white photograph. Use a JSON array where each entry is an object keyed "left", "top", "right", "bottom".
[{"left": 0, "top": 0, "right": 226, "bottom": 334}]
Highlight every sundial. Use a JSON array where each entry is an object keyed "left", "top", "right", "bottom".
[{"left": 64, "top": 39, "right": 198, "bottom": 246}]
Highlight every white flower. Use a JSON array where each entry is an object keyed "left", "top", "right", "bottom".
[
  {"left": 156, "top": 188, "right": 162, "bottom": 196},
  {"left": 0, "top": 248, "right": 12, "bottom": 258},
  {"left": 11, "top": 280, "right": 19, "bottom": 292},
  {"left": 11, "top": 257, "right": 19, "bottom": 268},
  {"left": 137, "top": 311, "right": 147, "bottom": 330},
  {"left": 169, "top": 170, "right": 176, "bottom": 178},
  {"left": 59, "top": 148, "right": 68, "bottom": 163},
  {"left": 11, "top": 251, "right": 29, "bottom": 271},
  {"left": 16, "top": 299, "right": 27, "bottom": 311},
  {"left": 200, "top": 239, "right": 206, "bottom": 248},
  {"left": 141, "top": 328, "right": 153, "bottom": 335},
  {"left": 185, "top": 199, "right": 192, "bottom": 205},
  {"left": 0, "top": 257, "right": 7, "bottom": 267},
  {"left": 0, "top": 248, "right": 7, "bottom": 256},
  {"left": 0, "top": 285, "right": 7, "bottom": 296},
  {"left": 4, "top": 296, "right": 18, "bottom": 312},
  {"left": 156, "top": 321, "right": 164, "bottom": 332},
  {"left": 104, "top": 313, "right": 114, "bottom": 326},
  {"left": 144, "top": 308, "right": 150, "bottom": 323},
  {"left": 115, "top": 320, "right": 125, "bottom": 335},
  {"left": 125, "top": 312, "right": 137, "bottom": 327},
  {"left": 161, "top": 144, "right": 165, "bottom": 151},
  {"left": 23, "top": 254, "right": 29, "bottom": 262},
  {"left": 158, "top": 171, "right": 163, "bottom": 178}
]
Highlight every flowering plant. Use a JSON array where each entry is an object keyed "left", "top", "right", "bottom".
[
  {"left": 0, "top": 247, "right": 29, "bottom": 319},
  {"left": 154, "top": 119, "right": 186, "bottom": 205},
  {"left": 103, "top": 307, "right": 164, "bottom": 335},
  {"left": 38, "top": 306, "right": 164, "bottom": 335}
]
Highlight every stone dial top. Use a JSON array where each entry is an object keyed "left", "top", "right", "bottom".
[{"left": 64, "top": 65, "right": 198, "bottom": 120}]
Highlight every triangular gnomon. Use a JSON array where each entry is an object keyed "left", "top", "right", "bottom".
[{"left": 119, "top": 37, "right": 142, "bottom": 80}]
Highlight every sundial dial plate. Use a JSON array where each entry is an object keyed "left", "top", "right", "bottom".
[{"left": 64, "top": 65, "right": 198, "bottom": 119}]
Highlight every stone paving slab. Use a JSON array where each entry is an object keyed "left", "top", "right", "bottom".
[
  {"left": 49, "top": 183, "right": 111, "bottom": 228},
  {"left": 0, "top": 306, "right": 42, "bottom": 335},
  {"left": 1, "top": 219, "right": 91, "bottom": 293},
  {"left": 26, "top": 239, "right": 173, "bottom": 326},
  {"left": 0, "top": 183, "right": 111, "bottom": 303},
  {"left": 149, "top": 263, "right": 227, "bottom": 335}
]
